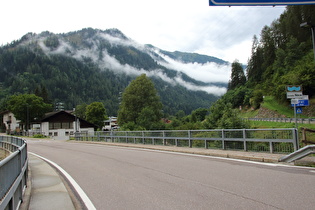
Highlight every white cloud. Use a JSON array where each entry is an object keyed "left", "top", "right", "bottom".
[
  {"left": 99, "top": 52, "right": 227, "bottom": 95},
  {"left": 157, "top": 52, "right": 231, "bottom": 83},
  {"left": 1, "top": 0, "right": 286, "bottom": 65}
]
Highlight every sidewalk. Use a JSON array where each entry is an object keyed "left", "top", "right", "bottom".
[{"left": 20, "top": 154, "right": 76, "bottom": 210}]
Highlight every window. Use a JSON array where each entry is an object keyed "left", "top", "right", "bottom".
[
  {"left": 62, "top": 122, "right": 73, "bottom": 129},
  {"left": 49, "top": 122, "right": 73, "bottom": 129},
  {"left": 54, "top": 122, "right": 61, "bottom": 129}
]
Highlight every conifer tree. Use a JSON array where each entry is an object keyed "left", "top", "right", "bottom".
[{"left": 228, "top": 60, "right": 246, "bottom": 90}]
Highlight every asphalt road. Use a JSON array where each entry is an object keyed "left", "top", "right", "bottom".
[{"left": 27, "top": 139, "right": 315, "bottom": 210}]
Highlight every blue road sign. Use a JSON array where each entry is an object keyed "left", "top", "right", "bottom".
[
  {"left": 286, "top": 85, "right": 302, "bottom": 92},
  {"left": 296, "top": 107, "right": 302, "bottom": 114},
  {"left": 291, "top": 99, "right": 309, "bottom": 107},
  {"left": 209, "top": 0, "right": 315, "bottom": 6}
]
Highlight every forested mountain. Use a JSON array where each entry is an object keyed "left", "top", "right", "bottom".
[
  {"left": 0, "top": 28, "right": 229, "bottom": 116},
  {"left": 222, "top": 5, "right": 315, "bottom": 111},
  {"left": 158, "top": 49, "right": 229, "bottom": 65}
]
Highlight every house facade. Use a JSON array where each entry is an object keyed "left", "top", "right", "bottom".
[
  {"left": 103, "top": 116, "right": 119, "bottom": 131},
  {"left": 1, "top": 111, "right": 21, "bottom": 134},
  {"left": 1, "top": 110, "right": 96, "bottom": 140},
  {"left": 40, "top": 111, "right": 97, "bottom": 140}
]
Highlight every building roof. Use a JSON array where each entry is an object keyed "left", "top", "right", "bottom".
[{"left": 41, "top": 111, "right": 97, "bottom": 129}]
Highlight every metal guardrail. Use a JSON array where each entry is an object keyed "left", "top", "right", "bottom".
[
  {"left": 279, "top": 145, "right": 315, "bottom": 162},
  {"left": 247, "top": 118, "right": 315, "bottom": 124},
  {"left": 0, "top": 136, "right": 28, "bottom": 210},
  {"left": 75, "top": 128, "right": 299, "bottom": 153}
]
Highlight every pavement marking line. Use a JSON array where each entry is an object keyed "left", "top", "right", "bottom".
[{"left": 29, "top": 152, "right": 97, "bottom": 210}]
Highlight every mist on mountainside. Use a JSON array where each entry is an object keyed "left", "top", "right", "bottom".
[{"left": 0, "top": 28, "right": 230, "bottom": 115}]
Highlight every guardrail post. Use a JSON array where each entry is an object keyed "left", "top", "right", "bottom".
[
  {"left": 243, "top": 129, "right": 247, "bottom": 151},
  {"left": 142, "top": 131, "right": 145, "bottom": 144},
  {"left": 222, "top": 129, "right": 225, "bottom": 150},
  {"left": 269, "top": 141, "right": 273, "bottom": 153},
  {"left": 18, "top": 148, "right": 23, "bottom": 207},
  {"left": 188, "top": 130, "right": 192, "bottom": 148},
  {"left": 293, "top": 128, "right": 299, "bottom": 151},
  {"left": 163, "top": 131, "right": 166, "bottom": 146}
]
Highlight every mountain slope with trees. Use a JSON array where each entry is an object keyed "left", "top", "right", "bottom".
[
  {"left": 215, "top": 5, "right": 315, "bottom": 116},
  {"left": 0, "top": 28, "right": 228, "bottom": 116}
]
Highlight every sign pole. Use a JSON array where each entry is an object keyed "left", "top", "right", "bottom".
[{"left": 294, "top": 103, "right": 298, "bottom": 129}]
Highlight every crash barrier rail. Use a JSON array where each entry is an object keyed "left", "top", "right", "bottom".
[
  {"left": 279, "top": 145, "right": 315, "bottom": 162},
  {"left": 75, "top": 128, "right": 299, "bottom": 153},
  {"left": 0, "top": 136, "right": 28, "bottom": 210},
  {"left": 247, "top": 118, "right": 315, "bottom": 124}
]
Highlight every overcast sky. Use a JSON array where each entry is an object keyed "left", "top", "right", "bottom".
[{"left": 1, "top": 0, "right": 286, "bottom": 64}]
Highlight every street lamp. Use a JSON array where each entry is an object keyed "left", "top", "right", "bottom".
[{"left": 300, "top": 22, "right": 315, "bottom": 62}]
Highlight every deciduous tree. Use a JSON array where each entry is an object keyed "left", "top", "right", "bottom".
[
  {"left": 8, "top": 94, "right": 52, "bottom": 130},
  {"left": 118, "top": 74, "right": 163, "bottom": 130},
  {"left": 85, "top": 102, "right": 107, "bottom": 129}
]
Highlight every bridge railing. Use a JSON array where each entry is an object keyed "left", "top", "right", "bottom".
[
  {"left": 0, "top": 136, "right": 28, "bottom": 210},
  {"left": 75, "top": 128, "right": 298, "bottom": 153},
  {"left": 247, "top": 118, "right": 315, "bottom": 124}
]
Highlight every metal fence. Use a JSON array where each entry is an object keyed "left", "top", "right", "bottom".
[
  {"left": 0, "top": 136, "right": 28, "bottom": 210},
  {"left": 247, "top": 118, "right": 315, "bottom": 124},
  {"left": 75, "top": 128, "right": 299, "bottom": 153}
]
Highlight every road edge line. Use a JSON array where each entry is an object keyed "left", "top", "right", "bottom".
[{"left": 29, "top": 152, "right": 96, "bottom": 210}]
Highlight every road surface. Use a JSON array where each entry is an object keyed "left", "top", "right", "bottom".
[{"left": 27, "top": 139, "right": 315, "bottom": 210}]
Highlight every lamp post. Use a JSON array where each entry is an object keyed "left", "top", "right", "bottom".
[{"left": 300, "top": 22, "right": 315, "bottom": 62}]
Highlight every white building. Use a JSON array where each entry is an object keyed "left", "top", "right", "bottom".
[
  {"left": 1, "top": 110, "right": 97, "bottom": 140},
  {"left": 103, "top": 117, "right": 119, "bottom": 131},
  {"left": 40, "top": 111, "right": 97, "bottom": 140},
  {"left": 1, "top": 111, "right": 21, "bottom": 134}
]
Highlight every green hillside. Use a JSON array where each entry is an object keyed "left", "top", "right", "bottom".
[
  {"left": 241, "top": 96, "right": 315, "bottom": 118},
  {"left": 218, "top": 5, "right": 315, "bottom": 117},
  {"left": 0, "top": 28, "right": 224, "bottom": 116},
  {"left": 239, "top": 96, "right": 315, "bottom": 129}
]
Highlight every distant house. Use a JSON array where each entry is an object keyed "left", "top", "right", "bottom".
[
  {"left": 103, "top": 116, "right": 119, "bottom": 131},
  {"left": 1, "top": 111, "right": 21, "bottom": 134},
  {"left": 40, "top": 111, "right": 97, "bottom": 140},
  {"left": 1, "top": 110, "right": 97, "bottom": 140}
]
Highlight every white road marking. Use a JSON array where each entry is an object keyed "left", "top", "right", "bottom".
[{"left": 29, "top": 152, "right": 97, "bottom": 210}]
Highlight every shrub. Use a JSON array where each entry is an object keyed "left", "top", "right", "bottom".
[{"left": 32, "top": 134, "right": 47, "bottom": 138}]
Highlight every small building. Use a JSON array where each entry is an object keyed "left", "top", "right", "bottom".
[
  {"left": 40, "top": 111, "right": 97, "bottom": 140},
  {"left": 103, "top": 117, "right": 119, "bottom": 131},
  {"left": 1, "top": 111, "right": 21, "bottom": 134}
]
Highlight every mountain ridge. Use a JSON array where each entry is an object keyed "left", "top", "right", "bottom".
[{"left": 0, "top": 27, "right": 230, "bottom": 115}]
